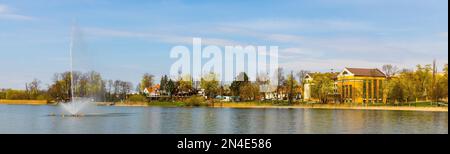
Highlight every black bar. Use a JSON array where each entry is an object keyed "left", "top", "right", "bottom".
[{"left": 0, "top": 134, "right": 447, "bottom": 153}]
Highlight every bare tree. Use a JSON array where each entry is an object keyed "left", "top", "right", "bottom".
[
  {"left": 296, "top": 70, "right": 310, "bottom": 85},
  {"left": 382, "top": 64, "right": 398, "bottom": 78},
  {"left": 275, "top": 67, "right": 285, "bottom": 100}
]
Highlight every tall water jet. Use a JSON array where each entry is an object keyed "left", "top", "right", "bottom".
[{"left": 60, "top": 22, "right": 97, "bottom": 116}]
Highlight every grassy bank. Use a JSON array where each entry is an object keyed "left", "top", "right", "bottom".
[
  {"left": 1, "top": 99, "right": 446, "bottom": 112},
  {"left": 111, "top": 100, "right": 448, "bottom": 112},
  {"left": 0, "top": 99, "right": 48, "bottom": 105},
  {"left": 211, "top": 102, "right": 448, "bottom": 112},
  {"left": 114, "top": 101, "right": 186, "bottom": 107}
]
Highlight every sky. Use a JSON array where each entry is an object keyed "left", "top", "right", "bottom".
[{"left": 0, "top": 0, "right": 448, "bottom": 89}]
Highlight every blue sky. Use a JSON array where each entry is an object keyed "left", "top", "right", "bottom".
[{"left": 0, "top": 0, "right": 448, "bottom": 89}]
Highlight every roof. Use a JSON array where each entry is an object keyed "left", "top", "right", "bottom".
[
  {"left": 144, "top": 84, "right": 161, "bottom": 93},
  {"left": 345, "top": 68, "right": 386, "bottom": 77},
  {"left": 306, "top": 72, "right": 339, "bottom": 80}
]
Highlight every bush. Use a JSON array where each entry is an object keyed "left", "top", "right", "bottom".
[
  {"left": 5, "top": 90, "right": 28, "bottom": 100},
  {"left": 127, "top": 95, "right": 147, "bottom": 102},
  {"left": 184, "top": 96, "right": 207, "bottom": 107},
  {"left": 0, "top": 91, "right": 6, "bottom": 99},
  {"left": 36, "top": 94, "right": 49, "bottom": 101}
]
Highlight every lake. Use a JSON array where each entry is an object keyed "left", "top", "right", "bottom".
[{"left": 0, "top": 104, "right": 447, "bottom": 134}]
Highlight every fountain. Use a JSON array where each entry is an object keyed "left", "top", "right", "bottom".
[{"left": 59, "top": 23, "right": 95, "bottom": 117}]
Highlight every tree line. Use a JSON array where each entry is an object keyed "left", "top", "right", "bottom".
[{"left": 0, "top": 63, "right": 448, "bottom": 104}]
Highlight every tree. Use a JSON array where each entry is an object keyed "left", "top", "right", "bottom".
[
  {"left": 239, "top": 83, "right": 260, "bottom": 101},
  {"left": 200, "top": 72, "right": 219, "bottom": 99},
  {"left": 5, "top": 89, "right": 28, "bottom": 100},
  {"left": 230, "top": 72, "right": 250, "bottom": 97},
  {"left": 285, "top": 72, "right": 299, "bottom": 104},
  {"left": 434, "top": 64, "right": 448, "bottom": 103},
  {"left": 414, "top": 65, "right": 432, "bottom": 101},
  {"left": 26, "top": 79, "right": 41, "bottom": 99},
  {"left": 160, "top": 75, "right": 169, "bottom": 95},
  {"left": 382, "top": 64, "right": 399, "bottom": 104},
  {"left": 136, "top": 83, "right": 142, "bottom": 94},
  {"left": 106, "top": 80, "right": 114, "bottom": 101},
  {"left": 140, "top": 73, "right": 154, "bottom": 92},
  {"left": 398, "top": 69, "right": 416, "bottom": 104},
  {"left": 178, "top": 74, "right": 193, "bottom": 96},
  {"left": 310, "top": 73, "right": 334, "bottom": 104},
  {"left": 275, "top": 68, "right": 285, "bottom": 100},
  {"left": 382, "top": 64, "right": 399, "bottom": 78},
  {"left": 389, "top": 79, "right": 404, "bottom": 104},
  {"left": 256, "top": 73, "right": 270, "bottom": 100},
  {"left": 166, "top": 79, "right": 176, "bottom": 99}
]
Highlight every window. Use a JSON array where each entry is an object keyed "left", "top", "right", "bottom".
[
  {"left": 379, "top": 80, "right": 383, "bottom": 101},
  {"left": 374, "top": 80, "right": 377, "bottom": 102},
  {"left": 346, "top": 85, "right": 349, "bottom": 98},
  {"left": 363, "top": 80, "right": 367, "bottom": 99},
  {"left": 349, "top": 85, "right": 353, "bottom": 98},
  {"left": 368, "top": 80, "right": 372, "bottom": 99}
]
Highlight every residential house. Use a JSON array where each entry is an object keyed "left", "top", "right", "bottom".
[
  {"left": 143, "top": 84, "right": 161, "bottom": 97},
  {"left": 260, "top": 84, "right": 285, "bottom": 100}
]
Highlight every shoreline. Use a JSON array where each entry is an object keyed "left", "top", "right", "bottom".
[
  {"left": 0, "top": 100, "right": 447, "bottom": 112},
  {"left": 0, "top": 99, "right": 48, "bottom": 105},
  {"left": 212, "top": 103, "right": 448, "bottom": 112},
  {"left": 112, "top": 102, "right": 448, "bottom": 112}
]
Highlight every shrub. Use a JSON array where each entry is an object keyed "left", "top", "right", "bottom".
[
  {"left": 5, "top": 90, "right": 28, "bottom": 100},
  {"left": 36, "top": 94, "right": 49, "bottom": 101},
  {"left": 184, "top": 96, "right": 207, "bottom": 107},
  {"left": 0, "top": 91, "right": 6, "bottom": 99},
  {"left": 127, "top": 95, "right": 147, "bottom": 102}
]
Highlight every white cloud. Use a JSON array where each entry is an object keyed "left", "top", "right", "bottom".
[
  {"left": 83, "top": 24, "right": 449, "bottom": 73},
  {"left": 0, "top": 4, "right": 35, "bottom": 21},
  {"left": 84, "top": 27, "right": 242, "bottom": 47},
  {"left": 218, "top": 19, "right": 375, "bottom": 33}
]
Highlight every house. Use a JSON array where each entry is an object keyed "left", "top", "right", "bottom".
[
  {"left": 259, "top": 84, "right": 285, "bottom": 100},
  {"left": 143, "top": 84, "right": 161, "bottom": 97},
  {"left": 336, "top": 68, "right": 387, "bottom": 103}
]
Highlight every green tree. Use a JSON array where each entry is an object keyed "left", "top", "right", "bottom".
[
  {"left": 414, "top": 65, "right": 432, "bottom": 101},
  {"left": 239, "top": 83, "right": 260, "bottom": 101},
  {"left": 230, "top": 72, "right": 250, "bottom": 97},
  {"left": 178, "top": 74, "right": 193, "bottom": 96},
  {"left": 160, "top": 75, "right": 169, "bottom": 95},
  {"left": 140, "top": 73, "right": 154, "bottom": 92},
  {"left": 200, "top": 72, "right": 219, "bottom": 99},
  {"left": 166, "top": 79, "right": 176, "bottom": 99},
  {"left": 398, "top": 69, "right": 416, "bottom": 103},
  {"left": 389, "top": 79, "right": 404, "bottom": 104},
  {"left": 285, "top": 72, "right": 299, "bottom": 104},
  {"left": 310, "top": 73, "right": 334, "bottom": 104}
]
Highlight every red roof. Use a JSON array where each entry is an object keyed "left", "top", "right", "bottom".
[{"left": 345, "top": 68, "right": 386, "bottom": 77}]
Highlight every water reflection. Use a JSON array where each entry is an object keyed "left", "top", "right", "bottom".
[{"left": 0, "top": 105, "right": 447, "bottom": 134}]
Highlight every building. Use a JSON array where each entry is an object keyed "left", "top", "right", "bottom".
[
  {"left": 337, "top": 68, "right": 387, "bottom": 103},
  {"left": 259, "top": 84, "right": 286, "bottom": 100},
  {"left": 143, "top": 84, "right": 161, "bottom": 97}
]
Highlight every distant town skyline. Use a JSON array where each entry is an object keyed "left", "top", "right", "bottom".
[{"left": 0, "top": 0, "right": 448, "bottom": 89}]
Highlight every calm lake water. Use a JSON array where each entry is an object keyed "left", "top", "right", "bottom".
[{"left": 0, "top": 104, "right": 447, "bottom": 134}]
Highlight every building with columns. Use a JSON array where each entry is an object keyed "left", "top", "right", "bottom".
[{"left": 337, "top": 68, "right": 387, "bottom": 104}]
